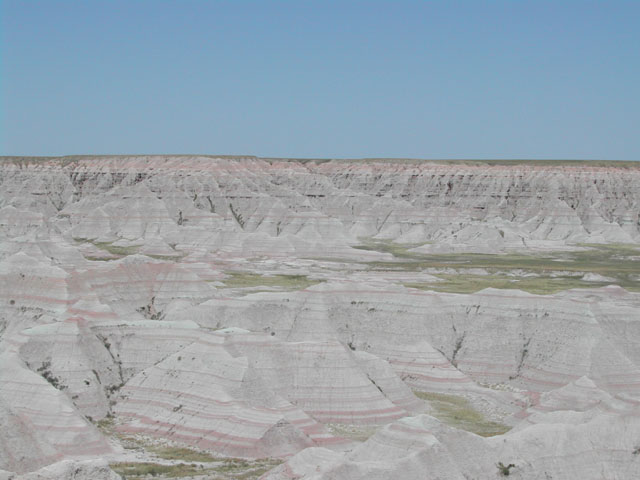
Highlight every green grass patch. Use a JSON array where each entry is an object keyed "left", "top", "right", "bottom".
[
  {"left": 414, "top": 391, "right": 510, "bottom": 437},
  {"left": 353, "top": 238, "right": 427, "bottom": 257},
  {"left": 93, "top": 241, "right": 140, "bottom": 256},
  {"left": 145, "top": 254, "right": 184, "bottom": 262},
  {"left": 208, "top": 457, "right": 282, "bottom": 476},
  {"left": 221, "top": 272, "right": 324, "bottom": 291},
  {"left": 74, "top": 237, "right": 140, "bottom": 259},
  {"left": 76, "top": 237, "right": 183, "bottom": 262},
  {"left": 149, "top": 446, "right": 217, "bottom": 462},
  {"left": 106, "top": 432, "right": 282, "bottom": 478},
  {"left": 110, "top": 457, "right": 282, "bottom": 479},
  {"left": 405, "top": 273, "right": 609, "bottom": 295},
  {"left": 110, "top": 462, "right": 201, "bottom": 478},
  {"left": 95, "top": 416, "right": 115, "bottom": 434},
  {"left": 353, "top": 240, "right": 640, "bottom": 293}
]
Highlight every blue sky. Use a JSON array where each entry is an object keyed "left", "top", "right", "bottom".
[{"left": 1, "top": 1, "right": 638, "bottom": 159}]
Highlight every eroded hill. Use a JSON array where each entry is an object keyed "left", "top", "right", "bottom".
[{"left": 1, "top": 156, "right": 639, "bottom": 479}]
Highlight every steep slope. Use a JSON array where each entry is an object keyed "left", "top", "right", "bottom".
[{"left": 1, "top": 156, "right": 639, "bottom": 478}]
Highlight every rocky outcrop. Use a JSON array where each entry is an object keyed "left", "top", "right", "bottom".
[
  {"left": 1, "top": 156, "right": 639, "bottom": 478},
  {"left": 1, "top": 157, "right": 638, "bottom": 255},
  {"left": 0, "top": 459, "right": 122, "bottom": 480}
]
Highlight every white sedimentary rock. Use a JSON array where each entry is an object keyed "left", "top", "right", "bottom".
[
  {"left": 0, "top": 459, "right": 122, "bottom": 479},
  {"left": 0, "top": 353, "right": 112, "bottom": 473},
  {"left": 1, "top": 156, "right": 639, "bottom": 477}
]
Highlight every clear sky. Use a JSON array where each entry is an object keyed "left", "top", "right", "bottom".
[{"left": 1, "top": 1, "right": 638, "bottom": 159}]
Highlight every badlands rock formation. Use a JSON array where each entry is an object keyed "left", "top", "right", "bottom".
[{"left": 1, "top": 156, "right": 639, "bottom": 479}]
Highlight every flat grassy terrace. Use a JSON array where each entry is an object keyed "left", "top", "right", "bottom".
[
  {"left": 414, "top": 391, "right": 510, "bottom": 437},
  {"left": 354, "top": 240, "right": 640, "bottom": 294},
  {"left": 74, "top": 237, "right": 140, "bottom": 260},
  {"left": 106, "top": 432, "right": 282, "bottom": 479},
  {"left": 221, "top": 272, "right": 324, "bottom": 291},
  {"left": 405, "top": 273, "right": 609, "bottom": 295},
  {"left": 110, "top": 457, "right": 282, "bottom": 479}
]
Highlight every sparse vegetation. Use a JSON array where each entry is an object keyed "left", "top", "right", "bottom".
[
  {"left": 104, "top": 433, "right": 282, "bottom": 478},
  {"left": 107, "top": 382, "right": 124, "bottom": 395},
  {"left": 110, "top": 457, "right": 282, "bottom": 479},
  {"left": 327, "top": 424, "right": 379, "bottom": 442},
  {"left": 414, "top": 391, "right": 510, "bottom": 437},
  {"left": 497, "top": 461, "right": 516, "bottom": 476},
  {"left": 37, "top": 361, "right": 67, "bottom": 390},
  {"left": 404, "top": 273, "right": 608, "bottom": 295},
  {"left": 96, "top": 415, "right": 115, "bottom": 434},
  {"left": 149, "top": 446, "right": 217, "bottom": 462},
  {"left": 221, "top": 272, "right": 324, "bottom": 291},
  {"left": 351, "top": 240, "right": 640, "bottom": 293},
  {"left": 110, "top": 462, "right": 199, "bottom": 478},
  {"left": 137, "top": 296, "right": 164, "bottom": 320},
  {"left": 145, "top": 253, "right": 184, "bottom": 261},
  {"left": 229, "top": 203, "right": 245, "bottom": 228},
  {"left": 353, "top": 238, "right": 427, "bottom": 257},
  {"left": 74, "top": 237, "right": 140, "bottom": 258},
  {"left": 92, "top": 241, "right": 140, "bottom": 256}
]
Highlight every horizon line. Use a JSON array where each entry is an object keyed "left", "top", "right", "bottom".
[{"left": 0, "top": 154, "right": 638, "bottom": 163}]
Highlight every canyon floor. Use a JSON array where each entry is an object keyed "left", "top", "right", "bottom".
[{"left": 1, "top": 156, "right": 640, "bottom": 479}]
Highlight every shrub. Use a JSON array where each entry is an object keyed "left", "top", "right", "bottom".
[{"left": 497, "top": 462, "right": 516, "bottom": 476}]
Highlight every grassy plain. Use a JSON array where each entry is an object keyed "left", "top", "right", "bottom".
[
  {"left": 414, "top": 391, "right": 510, "bottom": 437},
  {"left": 354, "top": 240, "right": 640, "bottom": 294},
  {"left": 221, "top": 272, "right": 324, "bottom": 291},
  {"left": 110, "top": 458, "right": 282, "bottom": 479}
]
